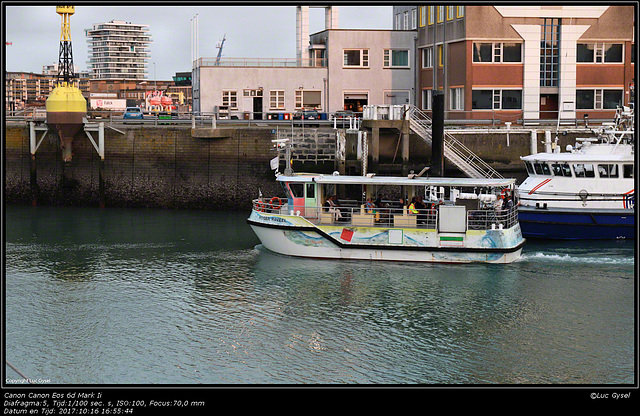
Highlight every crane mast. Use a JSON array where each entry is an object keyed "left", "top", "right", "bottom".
[{"left": 215, "top": 34, "right": 226, "bottom": 66}]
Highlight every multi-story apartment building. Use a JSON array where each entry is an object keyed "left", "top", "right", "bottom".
[
  {"left": 415, "top": 5, "right": 634, "bottom": 122},
  {"left": 194, "top": 6, "right": 416, "bottom": 116},
  {"left": 85, "top": 20, "right": 153, "bottom": 80},
  {"left": 5, "top": 71, "right": 90, "bottom": 111}
]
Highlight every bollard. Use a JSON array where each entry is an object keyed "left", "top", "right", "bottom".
[
  {"left": 530, "top": 129, "right": 537, "bottom": 155},
  {"left": 505, "top": 122, "right": 511, "bottom": 147}
]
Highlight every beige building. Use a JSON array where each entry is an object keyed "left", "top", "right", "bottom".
[{"left": 193, "top": 6, "right": 416, "bottom": 118}]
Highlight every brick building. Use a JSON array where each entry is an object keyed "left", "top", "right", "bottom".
[{"left": 415, "top": 5, "right": 634, "bottom": 122}]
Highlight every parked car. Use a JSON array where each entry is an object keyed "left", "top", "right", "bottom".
[
  {"left": 331, "top": 110, "right": 355, "bottom": 120},
  {"left": 293, "top": 109, "right": 319, "bottom": 120},
  {"left": 123, "top": 107, "right": 144, "bottom": 120},
  {"left": 330, "top": 110, "right": 355, "bottom": 127}
]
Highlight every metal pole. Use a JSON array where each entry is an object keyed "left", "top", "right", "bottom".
[{"left": 98, "top": 122, "right": 105, "bottom": 208}]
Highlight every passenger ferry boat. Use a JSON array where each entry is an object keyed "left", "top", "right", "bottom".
[
  {"left": 247, "top": 173, "right": 525, "bottom": 263},
  {"left": 518, "top": 108, "right": 635, "bottom": 239}
]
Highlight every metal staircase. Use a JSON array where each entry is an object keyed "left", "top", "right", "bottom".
[{"left": 407, "top": 105, "right": 503, "bottom": 179}]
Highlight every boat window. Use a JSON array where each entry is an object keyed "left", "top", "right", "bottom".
[
  {"left": 598, "top": 164, "right": 618, "bottom": 178},
  {"left": 289, "top": 183, "right": 304, "bottom": 198},
  {"left": 551, "top": 163, "right": 564, "bottom": 176},
  {"left": 623, "top": 164, "right": 634, "bottom": 178},
  {"left": 533, "top": 162, "right": 551, "bottom": 175},
  {"left": 525, "top": 161, "right": 535, "bottom": 175},
  {"left": 573, "top": 163, "right": 595, "bottom": 178},
  {"left": 551, "top": 163, "right": 572, "bottom": 177},
  {"left": 306, "top": 183, "right": 315, "bottom": 198}
]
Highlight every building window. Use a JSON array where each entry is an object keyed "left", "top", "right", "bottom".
[
  {"left": 428, "top": 6, "right": 434, "bottom": 25},
  {"left": 295, "top": 90, "right": 322, "bottom": 110},
  {"left": 473, "top": 42, "right": 522, "bottom": 63},
  {"left": 576, "top": 89, "right": 623, "bottom": 109},
  {"left": 422, "top": 89, "right": 432, "bottom": 110},
  {"left": 438, "top": 45, "right": 443, "bottom": 67},
  {"left": 222, "top": 90, "right": 237, "bottom": 109},
  {"left": 472, "top": 89, "right": 522, "bottom": 110},
  {"left": 540, "top": 18, "right": 561, "bottom": 87},
  {"left": 457, "top": 6, "right": 465, "bottom": 18},
  {"left": 384, "top": 49, "right": 410, "bottom": 68},
  {"left": 437, "top": 6, "right": 444, "bottom": 23},
  {"left": 419, "top": 6, "right": 426, "bottom": 27},
  {"left": 473, "top": 43, "right": 492, "bottom": 62},
  {"left": 395, "top": 13, "right": 400, "bottom": 30},
  {"left": 343, "top": 49, "right": 369, "bottom": 68},
  {"left": 422, "top": 47, "right": 433, "bottom": 68},
  {"left": 269, "top": 90, "right": 285, "bottom": 109},
  {"left": 403, "top": 11, "right": 409, "bottom": 30},
  {"left": 450, "top": 88, "right": 464, "bottom": 110},
  {"left": 412, "top": 8, "right": 417, "bottom": 29},
  {"left": 577, "top": 43, "right": 624, "bottom": 63},
  {"left": 447, "top": 6, "right": 454, "bottom": 21}
]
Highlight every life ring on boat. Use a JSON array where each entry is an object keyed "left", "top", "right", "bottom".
[
  {"left": 500, "top": 188, "right": 510, "bottom": 199},
  {"left": 256, "top": 201, "right": 265, "bottom": 212},
  {"left": 269, "top": 197, "right": 283, "bottom": 210}
]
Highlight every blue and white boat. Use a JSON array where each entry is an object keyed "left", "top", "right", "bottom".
[{"left": 518, "top": 108, "right": 634, "bottom": 240}]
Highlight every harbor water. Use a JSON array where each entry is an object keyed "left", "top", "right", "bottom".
[{"left": 4, "top": 205, "right": 635, "bottom": 385}]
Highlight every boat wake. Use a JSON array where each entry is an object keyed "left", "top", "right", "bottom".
[{"left": 520, "top": 251, "right": 634, "bottom": 265}]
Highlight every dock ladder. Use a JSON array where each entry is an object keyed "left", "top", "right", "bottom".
[{"left": 407, "top": 105, "right": 503, "bottom": 179}]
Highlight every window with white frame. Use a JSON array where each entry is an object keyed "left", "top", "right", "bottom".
[
  {"left": 422, "top": 89, "right": 432, "bottom": 111},
  {"left": 576, "top": 89, "right": 623, "bottom": 109},
  {"left": 577, "top": 43, "right": 623, "bottom": 63},
  {"left": 473, "top": 42, "right": 522, "bottom": 63},
  {"left": 295, "top": 90, "right": 322, "bottom": 110},
  {"left": 222, "top": 90, "right": 237, "bottom": 109},
  {"left": 343, "top": 49, "right": 369, "bottom": 67},
  {"left": 269, "top": 90, "right": 285, "bottom": 109},
  {"left": 403, "top": 11, "right": 408, "bottom": 30},
  {"left": 450, "top": 88, "right": 464, "bottom": 110},
  {"left": 395, "top": 13, "right": 400, "bottom": 30},
  {"left": 422, "top": 47, "right": 433, "bottom": 68},
  {"left": 384, "top": 49, "right": 410, "bottom": 68},
  {"left": 412, "top": 8, "right": 417, "bottom": 29},
  {"left": 472, "top": 89, "right": 522, "bottom": 110}
]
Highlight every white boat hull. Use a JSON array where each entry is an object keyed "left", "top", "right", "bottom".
[{"left": 248, "top": 211, "right": 524, "bottom": 264}]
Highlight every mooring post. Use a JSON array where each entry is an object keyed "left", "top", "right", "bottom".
[{"left": 98, "top": 122, "right": 105, "bottom": 208}]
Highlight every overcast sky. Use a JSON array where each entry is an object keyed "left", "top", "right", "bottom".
[{"left": 4, "top": 3, "right": 393, "bottom": 80}]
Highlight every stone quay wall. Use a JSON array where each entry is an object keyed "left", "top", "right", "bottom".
[
  {"left": 5, "top": 124, "right": 281, "bottom": 210},
  {"left": 5, "top": 123, "right": 587, "bottom": 209}
]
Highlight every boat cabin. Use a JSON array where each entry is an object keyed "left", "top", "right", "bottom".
[{"left": 255, "top": 173, "right": 519, "bottom": 232}]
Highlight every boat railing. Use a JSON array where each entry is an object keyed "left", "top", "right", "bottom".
[{"left": 251, "top": 199, "right": 519, "bottom": 231}]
